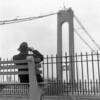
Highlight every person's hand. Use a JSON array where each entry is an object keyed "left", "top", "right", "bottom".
[{"left": 28, "top": 47, "right": 34, "bottom": 51}]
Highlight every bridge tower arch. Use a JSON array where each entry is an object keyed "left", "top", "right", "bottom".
[{"left": 57, "top": 8, "right": 75, "bottom": 82}]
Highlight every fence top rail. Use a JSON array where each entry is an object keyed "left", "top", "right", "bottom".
[
  {"left": 0, "top": 60, "right": 28, "bottom": 64},
  {"left": 42, "top": 52, "right": 100, "bottom": 59},
  {"left": 0, "top": 82, "right": 29, "bottom": 85},
  {"left": 0, "top": 65, "right": 28, "bottom": 69},
  {"left": 0, "top": 58, "right": 43, "bottom": 64},
  {"left": 0, "top": 71, "right": 28, "bottom": 75},
  {"left": 1, "top": 51, "right": 100, "bottom": 62}
]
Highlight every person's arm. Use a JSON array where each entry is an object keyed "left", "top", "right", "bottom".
[
  {"left": 33, "top": 50, "right": 43, "bottom": 61},
  {"left": 28, "top": 47, "right": 44, "bottom": 63}
]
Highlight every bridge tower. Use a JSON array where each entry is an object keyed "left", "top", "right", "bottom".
[{"left": 57, "top": 8, "right": 75, "bottom": 82}]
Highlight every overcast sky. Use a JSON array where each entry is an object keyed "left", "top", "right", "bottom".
[{"left": 0, "top": 0, "right": 100, "bottom": 59}]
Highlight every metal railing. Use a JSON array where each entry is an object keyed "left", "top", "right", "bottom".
[
  {"left": 41, "top": 51, "right": 100, "bottom": 96},
  {"left": 0, "top": 52, "right": 100, "bottom": 96},
  {"left": 0, "top": 59, "right": 29, "bottom": 96}
]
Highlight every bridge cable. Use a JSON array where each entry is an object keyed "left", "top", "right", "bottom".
[
  {"left": 74, "top": 15, "right": 100, "bottom": 51},
  {"left": 0, "top": 12, "right": 57, "bottom": 25},
  {"left": 0, "top": 10, "right": 97, "bottom": 53},
  {"left": 74, "top": 28, "right": 96, "bottom": 53}
]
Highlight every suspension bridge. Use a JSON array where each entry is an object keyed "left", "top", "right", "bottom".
[
  {"left": 0, "top": 8, "right": 99, "bottom": 52},
  {"left": 0, "top": 8, "right": 100, "bottom": 100}
]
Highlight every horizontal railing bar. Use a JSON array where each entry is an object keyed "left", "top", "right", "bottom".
[
  {"left": 42, "top": 59, "right": 100, "bottom": 65},
  {"left": 0, "top": 83, "right": 29, "bottom": 85},
  {"left": 0, "top": 65, "right": 28, "bottom": 70},
  {"left": 0, "top": 60, "right": 28, "bottom": 64},
  {"left": 43, "top": 53, "right": 100, "bottom": 59},
  {"left": 0, "top": 71, "right": 28, "bottom": 75}
]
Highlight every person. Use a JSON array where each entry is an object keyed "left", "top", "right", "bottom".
[{"left": 13, "top": 42, "right": 44, "bottom": 84}]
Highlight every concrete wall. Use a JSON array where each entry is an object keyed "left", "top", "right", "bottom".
[
  {"left": 43, "top": 95, "right": 100, "bottom": 100},
  {"left": 0, "top": 95, "right": 100, "bottom": 100},
  {"left": 0, "top": 95, "right": 29, "bottom": 100}
]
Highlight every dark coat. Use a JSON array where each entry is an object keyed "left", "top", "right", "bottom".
[{"left": 13, "top": 50, "right": 44, "bottom": 83}]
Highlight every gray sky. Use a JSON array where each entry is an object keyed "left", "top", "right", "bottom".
[{"left": 0, "top": 0, "right": 100, "bottom": 59}]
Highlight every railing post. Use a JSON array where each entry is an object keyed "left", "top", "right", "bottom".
[{"left": 27, "top": 56, "right": 43, "bottom": 100}]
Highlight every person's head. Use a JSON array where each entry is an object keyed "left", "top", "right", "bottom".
[{"left": 18, "top": 42, "right": 28, "bottom": 54}]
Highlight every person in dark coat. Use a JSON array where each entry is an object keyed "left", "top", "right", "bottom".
[{"left": 13, "top": 42, "right": 44, "bottom": 83}]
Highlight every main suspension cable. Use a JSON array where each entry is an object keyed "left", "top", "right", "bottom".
[
  {"left": 74, "top": 28, "right": 96, "bottom": 53},
  {"left": 0, "top": 12, "right": 57, "bottom": 25},
  {"left": 74, "top": 15, "right": 100, "bottom": 51}
]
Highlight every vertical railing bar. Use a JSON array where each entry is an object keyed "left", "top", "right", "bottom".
[
  {"left": 56, "top": 55, "right": 58, "bottom": 95},
  {"left": 11, "top": 59, "right": 12, "bottom": 83},
  {"left": 97, "top": 51, "right": 100, "bottom": 90},
  {"left": 61, "top": 55, "right": 63, "bottom": 82},
  {"left": 51, "top": 55, "right": 54, "bottom": 81},
  {"left": 80, "top": 80, "right": 81, "bottom": 94},
  {"left": 13, "top": 58, "right": 16, "bottom": 83},
  {"left": 25, "top": 84, "right": 26, "bottom": 95},
  {"left": 81, "top": 52, "right": 84, "bottom": 94},
  {"left": 86, "top": 52, "right": 89, "bottom": 94},
  {"left": 70, "top": 54, "right": 73, "bottom": 95},
  {"left": 13, "top": 59, "right": 16, "bottom": 95},
  {"left": 42, "top": 57, "right": 45, "bottom": 95},
  {"left": 70, "top": 54, "right": 75, "bottom": 95},
  {"left": 10, "top": 59, "right": 12, "bottom": 83},
  {"left": 47, "top": 55, "right": 49, "bottom": 81},
  {"left": 11, "top": 65, "right": 13, "bottom": 95},
  {"left": 75, "top": 53, "right": 79, "bottom": 95},
  {"left": 65, "top": 52, "right": 68, "bottom": 83},
  {"left": 90, "top": 80, "right": 92, "bottom": 94},
  {"left": 18, "top": 84, "right": 19, "bottom": 95},
  {"left": 73, "top": 54, "right": 75, "bottom": 95},
  {"left": 20, "top": 84, "right": 22, "bottom": 95},
  {"left": 11, "top": 83, "right": 12, "bottom": 95},
  {"left": 12, "top": 83, "right": 14, "bottom": 95},
  {"left": 86, "top": 80, "right": 88, "bottom": 94},
  {"left": 65, "top": 52, "right": 69, "bottom": 95},
  {"left": 96, "top": 79, "right": 98, "bottom": 94},
  {"left": 61, "top": 55, "right": 63, "bottom": 95},
  {"left": 56, "top": 54, "right": 58, "bottom": 82},
  {"left": 2, "top": 59, "right": 3, "bottom": 83},
  {"left": 43, "top": 56, "right": 45, "bottom": 80},
  {"left": 63, "top": 80, "right": 65, "bottom": 94},
  {"left": 7, "top": 58, "right": 10, "bottom": 95},
  {"left": 84, "top": 80, "right": 86, "bottom": 94},
  {"left": 23, "top": 84, "right": 25, "bottom": 95},
  {"left": 7, "top": 58, "right": 8, "bottom": 84},
  {"left": 3, "top": 59, "right": 5, "bottom": 83},
  {"left": 56, "top": 54, "right": 61, "bottom": 96},
  {"left": 91, "top": 52, "right": 95, "bottom": 94},
  {"left": 23, "top": 84, "right": 24, "bottom": 95},
  {"left": 18, "top": 84, "right": 20, "bottom": 95},
  {"left": 97, "top": 79, "right": 99, "bottom": 94}
]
